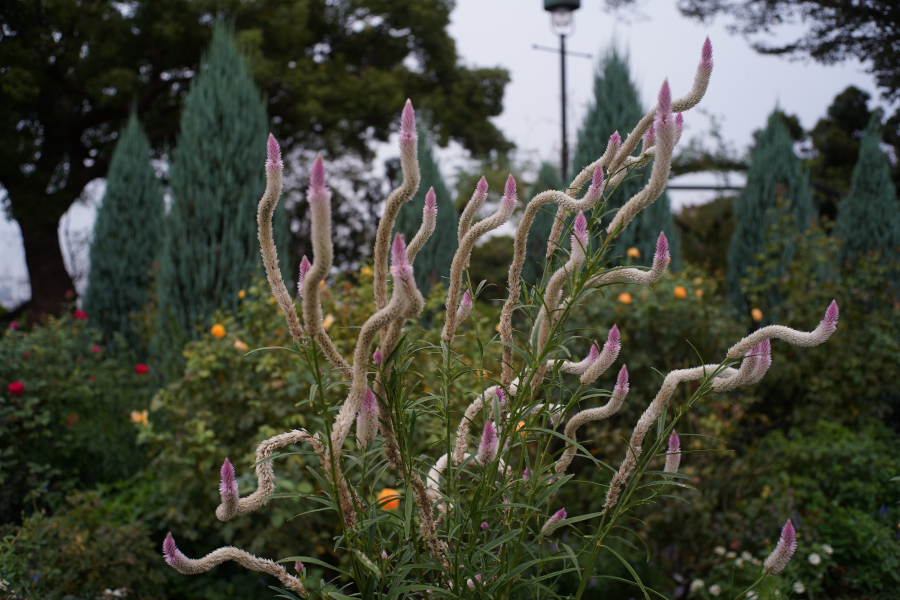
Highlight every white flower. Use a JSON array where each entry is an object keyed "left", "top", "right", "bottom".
[
  {"left": 775, "top": 591, "right": 781, "bottom": 597},
  {"left": 793, "top": 581, "right": 806, "bottom": 594},
  {"left": 708, "top": 584, "right": 721, "bottom": 596},
  {"left": 741, "top": 551, "right": 753, "bottom": 560},
  {"left": 822, "top": 544, "right": 833, "bottom": 555},
  {"left": 808, "top": 552, "right": 821, "bottom": 566},
  {"left": 690, "top": 579, "right": 705, "bottom": 592},
  {"left": 714, "top": 546, "right": 726, "bottom": 556},
  {"left": 735, "top": 558, "right": 744, "bottom": 567},
  {"left": 746, "top": 591, "right": 758, "bottom": 600},
  {"left": 726, "top": 551, "right": 737, "bottom": 559}
]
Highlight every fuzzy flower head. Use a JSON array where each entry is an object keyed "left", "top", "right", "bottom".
[
  {"left": 819, "top": 300, "right": 839, "bottom": 335},
  {"left": 609, "top": 130, "right": 622, "bottom": 152},
  {"left": 653, "top": 232, "right": 670, "bottom": 272},
  {"left": 700, "top": 36, "right": 714, "bottom": 72},
  {"left": 297, "top": 255, "right": 312, "bottom": 297},
  {"left": 764, "top": 519, "right": 797, "bottom": 574},
  {"left": 643, "top": 122, "right": 656, "bottom": 148},
  {"left": 219, "top": 458, "right": 238, "bottom": 502},
  {"left": 424, "top": 187, "right": 437, "bottom": 214},
  {"left": 476, "top": 176, "right": 488, "bottom": 199},
  {"left": 457, "top": 289, "right": 473, "bottom": 321},
  {"left": 588, "top": 163, "right": 605, "bottom": 200},
  {"left": 604, "top": 324, "right": 621, "bottom": 355},
  {"left": 541, "top": 508, "right": 567, "bottom": 533},
  {"left": 664, "top": 431, "right": 681, "bottom": 473},
  {"left": 163, "top": 533, "right": 186, "bottom": 569},
  {"left": 400, "top": 99, "right": 416, "bottom": 144},
  {"left": 266, "top": 134, "right": 283, "bottom": 172},
  {"left": 588, "top": 342, "right": 600, "bottom": 364},
  {"left": 372, "top": 348, "right": 383, "bottom": 365},
  {"left": 390, "top": 233, "right": 413, "bottom": 281},
  {"left": 571, "top": 212, "right": 589, "bottom": 250},
  {"left": 356, "top": 389, "right": 379, "bottom": 448},
  {"left": 675, "top": 113, "right": 684, "bottom": 134},
  {"left": 495, "top": 387, "right": 506, "bottom": 407},
  {"left": 476, "top": 421, "right": 499, "bottom": 465},
  {"left": 655, "top": 79, "right": 673, "bottom": 129},
  {"left": 481, "top": 522, "right": 489, "bottom": 531},
  {"left": 307, "top": 154, "right": 329, "bottom": 204},
  {"left": 295, "top": 561, "right": 305, "bottom": 575},
  {"left": 502, "top": 174, "right": 517, "bottom": 208},
  {"left": 613, "top": 365, "right": 630, "bottom": 399}
]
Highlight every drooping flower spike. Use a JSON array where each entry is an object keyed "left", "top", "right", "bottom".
[{"left": 764, "top": 520, "right": 797, "bottom": 574}]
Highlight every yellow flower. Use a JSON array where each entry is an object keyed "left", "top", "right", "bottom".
[
  {"left": 210, "top": 324, "right": 226, "bottom": 339},
  {"left": 322, "top": 314, "right": 336, "bottom": 329},
  {"left": 130, "top": 410, "right": 149, "bottom": 426},
  {"left": 674, "top": 286, "right": 687, "bottom": 299},
  {"left": 234, "top": 339, "right": 249, "bottom": 351},
  {"left": 751, "top": 308, "right": 763, "bottom": 322},
  {"left": 626, "top": 247, "right": 641, "bottom": 258},
  {"left": 360, "top": 266, "right": 373, "bottom": 276},
  {"left": 618, "top": 292, "right": 632, "bottom": 304},
  {"left": 377, "top": 488, "right": 401, "bottom": 511},
  {"left": 695, "top": 289, "right": 704, "bottom": 298},
  {"left": 238, "top": 289, "right": 246, "bottom": 299}
]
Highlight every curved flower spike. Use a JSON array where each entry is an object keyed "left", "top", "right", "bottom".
[
  {"left": 664, "top": 431, "right": 681, "bottom": 473},
  {"left": 580, "top": 325, "right": 622, "bottom": 385},
  {"left": 458, "top": 176, "right": 489, "bottom": 245},
  {"left": 554, "top": 341, "right": 600, "bottom": 375},
  {"left": 356, "top": 389, "right": 379, "bottom": 449},
  {"left": 476, "top": 421, "right": 499, "bottom": 466},
  {"left": 266, "top": 133, "right": 282, "bottom": 172},
  {"left": 764, "top": 520, "right": 797, "bottom": 574},
  {"left": 540, "top": 508, "right": 567, "bottom": 534},
  {"left": 727, "top": 300, "right": 838, "bottom": 358},
  {"left": 643, "top": 122, "right": 656, "bottom": 150},
  {"left": 653, "top": 232, "right": 670, "bottom": 272},
  {"left": 163, "top": 533, "right": 307, "bottom": 596},
  {"left": 297, "top": 256, "right": 311, "bottom": 297},
  {"left": 219, "top": 458, "right": 239, "bottom": 512},
  {"left": 407, "top": 187, "right": 438, "bottom": 263}
]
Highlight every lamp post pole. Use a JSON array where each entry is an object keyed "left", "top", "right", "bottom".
[{"left": 559, "top": 32, "right": 568, "bottom": 181}]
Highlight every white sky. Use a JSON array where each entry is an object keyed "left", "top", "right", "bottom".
[{"left": 0, "top": 0, "right": 887, "bottom": 309}]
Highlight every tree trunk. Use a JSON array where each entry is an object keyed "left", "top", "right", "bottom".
[{"left": 18, "top": 216, "right": 75, "bottom": 319}]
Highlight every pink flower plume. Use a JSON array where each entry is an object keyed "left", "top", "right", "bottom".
[
  {"left": 400, "top": 99, "right": 416, "bottom": 139},
  {"left": 588, "top": 342, "right": 600, "bottom": 363},
  {"left": 643, "top": 122, "right": 656, "bottom": 147},
  {"left": 675, "top": 113, "right": 684, "bottom": 133},
  {"left": 668, "top": 431, "right": 680, "bottom": 455},
  {"left": 496, "top": 387, "right": 505, "bottom": 406},
  {"left": 476, "top": 176, "right": 488, "bottom": 197},
  {"left": 298, "top": 255, "right": 312, "bottom": 296},
  {"left": 266, "top": 134, "right": 282, "bottom": 170},
  {"left": 163, "top": 532, "right": 184, "bottom": 568},
  {"left": 476, "top": 421, "right": 499, "bottom": 465},
  {"left": 391, "top": 233, "right": 408, "bottom": 268},
  {"left": 614, "top": 365, "right": 629, "bottom": 398},
  {"left": 657, "top": 79, "right": 672, "bottom": 116},
  {"left": 572, "top": 212, "right": 588, "bottom": 247},
  {"left": 701, "top": 36, "right": 713, "bottom": 68},
  {"left": 372, "top": 348, "right": 383, "bottom": 365},
  {"left": 462, "top": 290, "right": 473, "bottom": 310},
  {"left": 653, "top": 232, "right": 670, "bottom": 270},
  {"left": 610, "top": 131, "right": 622, "bottom": 148},
  {"left": 590, "top": 165, "right": 604, "bottom": 194},
  {"left": 220, "top": 458, "right": 238, "bottom": 500},
  {"left": 424, "top": 187, "right": 437, "bottom": 213},
  {"left": 360, "top": 389, "right": 377, "bottom": 414},
  {"left": 605, "top": 324, "right": 620, "bottom": 353},
  {"left": 820, "top": 300, "right": 839, "bottom": 334},
  {"left": 503, "top": 174, "right": 517, "bottom": 207},
  {"left": 765, "top": 519, "right": 797, "bottom": 573},
  {"left": 307, "top": 154, "right": 328, "bottom": 203}
]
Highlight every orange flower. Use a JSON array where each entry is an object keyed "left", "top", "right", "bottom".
[
  {"left": 210, "top": 324, "right": 226, "bottom": 339},
  {"left": 695, "top": 289, "right": 704, "bottom": 298},
  {"left": 626, "top": 247, "right": 641, "bottom": 258},
  {"left": 238, "top": 289, "right": 246, "bottom": 299},
  {"left": 234, "top": 339, "right": 249, "bottom": 351},
  {"left": 674, "top": 286, "right": 687, "bottom": 299},
  {"left": 516, "top": 421, "right": 527, "bottom": 438},
  {"left": 618, "top": 292, "right": 632, "bottom": 304},
  {"left": 751, "top": 308, "right": 764, "bottom": 322},
  {"left": 130, "top": 410, "right": 149, "bottom": 426},
  {"left": 360, "top": 266, "right": 373, "bottom": 276},
  {"left": 377, "top": 488, "right": 401, "bottom": 511}
]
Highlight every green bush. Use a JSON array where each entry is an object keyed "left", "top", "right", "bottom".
[{"left": 0, "top": 313, "right": 155, "bottom": 523}]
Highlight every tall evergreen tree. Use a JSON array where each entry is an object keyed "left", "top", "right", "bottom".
[
  {"left": 572, "top": 47, "right": 682, "bottom": 268},
  {"left": 522, "top": 162, "right": 562, "bottom": 286},
  {"left": 835, "top": 117, "right": 900, "bottom": 261},
  {"left": 395, "top": 123, "right": 458, "bottom": 291},
  {"left": 727, "top": 111, "right": 815, "bottom": 315},
  {"left": 83, "top": 114, "right": 164, "bottom": 350},
  {"left": 156, "top": 23, "right": 288, "bottom": 350}
]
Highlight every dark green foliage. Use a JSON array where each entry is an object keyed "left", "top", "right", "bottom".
[
  {"left": 727, "top": 110, "right": 815, "bottom": 316},
  {"left": 521, "top": 162, "right": 562, "bottom": 286},
  {"left": 0, "top": 314, "right": 154, "bottom": 524},
  {"left": 572, "top": 47, "right": 681, "bottom": 268},
  {"left": 676, "top": 196, "right": 735, "bottom": 272},
  {"left": 83, "top": 115, "right": 164, "bottom": 351},
  {"left": 0, "top": 491, "right": 167, "bottom": 599},
  {"left": 394, "top": 124, "right": 458, "bottom": 290},
  {"left": 156, "top": 23, "right": 287, "bottom": 357},
  {"left": 835, "top": 117, "right": 900, "bottom": 262}
]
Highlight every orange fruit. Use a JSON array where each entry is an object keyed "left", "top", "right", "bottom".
[
  {"left": 626, "top": 247, "right": 641, "bottom": 258},
  {"left": 210, "top": 324, "right": 226, "bottom": 339},
  {"left": 674, "top": 286, "right": 687, "bottom": 299},
  {"left": 618, "top": 292, "right": 632, "bottom": 304},
  {"left": 751, "top": 308, "right": 764, "bottom": 322},
  {"left": 238, "top": 289, "right": 246, "bottom": 299},
  {"left": 377, "top": 488, "right": 401, "bottom": 511},
  {"left": 695, "top": 289, "right": 704, "bottom": 298}
]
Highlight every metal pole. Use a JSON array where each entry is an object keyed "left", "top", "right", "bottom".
[{"left": 560, "top": 33, "right": 568, "bottom": 181}]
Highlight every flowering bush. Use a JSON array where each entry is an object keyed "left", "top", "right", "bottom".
[{"left": 155, "top": 39, "right": 844, "bottom": 599}]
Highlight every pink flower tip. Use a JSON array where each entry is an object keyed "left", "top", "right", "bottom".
[
  {"left": 643, "top": 122, "right": 656, "bottom": 145},
  {"left": 401, "top": 99, "right": 416, "bottom": 137},
  {"left": 615, "top": 365, "right": 630, "bottom": 396},
  {"left": 654, "top": 232, "right": 670, "bottom": 267},
  {"left": 424, "top": 187, "right": 437, "bottom": 213},
  {"left": 523, "top": 468, "right": 531, "bottom": 480},
  {"left": 822, "top": 300, "right": 839, "bottom": 331},
  {"left": 610, "top": 131, "right": 622, "bottom": 147},
  {"left": 668, "top": 431, "right": 680, "bottom": 454},
  {"left": 9, "top": 321, "right": 20, "bottom": 330},
  {"left": 462, "top": 290, "right": 473, "bottom": 309},
  {"left": 295, "top": 561, "right": 304, "bottom": 573},
  {"left": 310, "top": 154, "right": 326, "bottom": 190},
  {"left": 298, "top": 255, "right": 312, "bottom": 296},
  {"left": 588, "top": 342, "right": 600, "bottom": 363},
  {"left": 373, "top": 348, "right": 383, "bottom": 365},
  {"left": 220, "top": 457, "right": 238, "bottom": 498},
  {"left": 475, "top": 574, "right": 482, "bottom": 583},
  {"left": 780, "top": 519, "right": 796, "bottom": 549},
  {"left": 554, "top": 508, "right": 567, "bottom": 521},
  {"left": 163, "top": 532, "right": 181, "bottom": 567},
  {"left": 503, "top": 174, "right": 517, "bottom": 206},
  {"left": 391, "top": 233, "right": 408, "bottom": 268},
  {"left": 361, "top": 389, "right": 377, "bottom": 414},
  {"left": 482, "top": 421, "right": 496, "bottom": 443},
  {"left": 657, "top": 79, "right": 672, "bottom": 116},
  {"left": 496, "top": 387, "right": 506, "bottom": 405},
  {"left": 381, "top": 551, "right": 388, "bottom": 560},
  {"left": 573, "top": 212, "right": 588, "bottom": 246},
  {"left": 607, "top": 324, "right": 620, "bottom": 348},
  {"left": 476, "top": 176, "right": 488, "bottom": 196},
  {"left": 701, "top": 36, "right": 713, "bottom": 66},
  {"left": 590, "top": 164, "right": 604, "bottom": 191},
  {"left": 675, "top": 113, "right": 684, "bottom": 132},
  {"left": 266, "top": 133, "right": 282, "bottom": 167},
  {"left": 481, "top": 522, "right": 489, "bottom": 531}
]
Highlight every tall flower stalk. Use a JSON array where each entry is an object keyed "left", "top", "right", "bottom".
[{"left": 156, "top": 37, "right": 839, "bottom": 599}]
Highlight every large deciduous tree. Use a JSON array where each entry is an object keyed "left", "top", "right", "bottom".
[{"left": 0, "top": 0, "right": 511, "bottom": 318}]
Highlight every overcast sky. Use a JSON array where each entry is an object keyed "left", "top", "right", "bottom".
[{"left": 0, "top": 0, "right": 888, "bottom": 308}]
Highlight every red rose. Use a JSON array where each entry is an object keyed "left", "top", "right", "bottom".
[
  {"left": 73, "top": 309, "right": 88, "bottom": 321},
  {"left": 91, "top": 345, "right": 100, "bottom": 353},
  {"left": 8, "top": 381, "right": 25, "bottom": 396},
  {"left": 134, "top": 363, "right": 149, "bottom": 375}
]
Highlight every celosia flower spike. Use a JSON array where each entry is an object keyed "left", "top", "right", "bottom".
[
  {"left": 653, "top": 232, "right": 670, "bottom": 272},
  {"left": 481, "top": 522, "right": 489, "bottom": 531},
  {"left": 372, "top": 348, "right": 382, "bottom": 365},
  {"left": 477, "top": 176, "right": 488, "bottom": 196},
  {"left": 643, "top": 122, "right": 656, "bottom": 148},
  {"left": 308, "top": 153, "right": 327, "bottom": 202},
  {"left": 220, "top": 458, "right": 239, "bottom": 504},
  {"left": 588, "top": 343, "right": 600, "bottom": 363},
  {"left": 821, "top": 300, "right": 839, "bottom": 335},
  {"left": 391, "top": 233, "right": 412, "bottom": 279},
  {"left": 572, "top": 212, "right": 588, "bottom": 248},
  {"left": 675, "top": 113, "right": 684, "bottom": 133},
  {"left": 664, "top": 431, "right": 681, "bottom": 473},
  {"left": 503, "top": 174, "right": 517, "bottom": 207},
  {"left": 356, "top": 389, "right": 379, "bottom": 449},
  {"left": 701, "top": 36, "right": 713, "bottom": 69},
  {"left": 764, "top": 520, "right": 797, "bottom": 574},
  {"left": 657, "top": 78, "right": 672, "bottom": 117},
  {"left": 610, "top": 130, "right": 622, "bottom": 149},
  {"left": 476, "top": 421, "right": 499, "bottom": 465},
  {"left": 614, "top": 365, "right": 629, "bottom": 399},
  {"left": 424, "top": 187, "right": 437, "bottom": 214},
  {"left": 400, "top": 99, "right": 416, "bottom": 143},
  {"left": 163, "top": 532, "right": 185, "bottom": 569},
  {"left": 540, "top": 508, "right": 567, "bottom": 533},
  {"left": 297, "top": 255, "right": 311, "bottom": 297},
  {"left": 266, "top": 134, "right": 282, "bottom": 172},
  {"left": 456, "top": 289, "right": 473, "bottom": 322},
  {"left": 589, "top": 162, "right": 605, "bottom": 195}
]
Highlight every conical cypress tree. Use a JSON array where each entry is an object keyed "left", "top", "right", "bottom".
[
  {"left": 522, "top": 162, "right": 562, "bottom": 285},
  {"left": 157, "top": 23, "right": 288, "bottom": 350},
  {"left": 395, "top": 123, "right": 458, "bottom": 291},
  {"left": 572, "top": 47, "right": 681, "bottom": 268},
  {"left": 83, "top": 114, "right": 164, "bottom": 350},
  {"left": 727, "top": 111, "right": 815, "bottom": 314},
  {"left": 835, "top": 117, "right": 900, "bottom": 262}
]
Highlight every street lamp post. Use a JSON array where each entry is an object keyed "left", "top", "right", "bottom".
[{"left": 543, "top": 0, "right": 581, "bottom": 181}]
